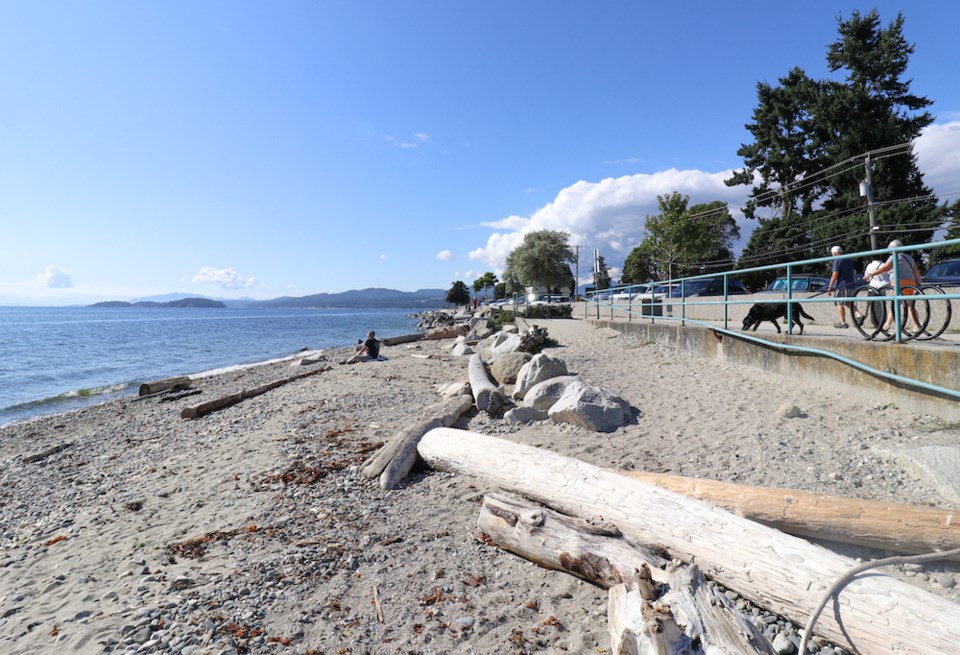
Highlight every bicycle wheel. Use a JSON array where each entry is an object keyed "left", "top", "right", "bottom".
[
  {"left": 874, "top": 285, "right": 926, "bottom": 341},
  {"left": 915, "top": 285, "right": 952, "bottom": 340},
  {"left": 851, "top": 286, "right": 886, "bottom": 340}
]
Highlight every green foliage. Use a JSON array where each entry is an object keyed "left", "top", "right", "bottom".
[
  {"left": 522, "top": 304, "right": 573, "bottom": 319},
  {"left": 489, "top": 309, "right": 515, "bottom": 332},
  {"left": 472, "top": 272, "right": 498, "bottom": 301},
  {"left": 493, "top": 282, "right": 506, "bottom": 300},
  {"left": 621, "top": 193, "right": 739, "bottom": 282},
  {"left": 595, "top": 255, "right": 611, "bottom": 290},
  {"left": 729, "top": 10, "right": 942, "bottom": 264},
  {"left": 445, "top": 280, "right": 471, "bottom": 306},
  {"left": 505, "top": 230, "right": 575, "bottom": 292}
]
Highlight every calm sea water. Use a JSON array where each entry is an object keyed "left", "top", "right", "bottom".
[{"left": 0, "top": 306, "right": 424, "bottom": 426}]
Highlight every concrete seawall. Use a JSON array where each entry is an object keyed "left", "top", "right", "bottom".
[{"left": 583, "top": 312, "right": 960, "bottom": 422}]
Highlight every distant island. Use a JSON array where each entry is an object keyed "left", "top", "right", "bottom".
[
  {"left": 90, "top": 288, "right": 448, "bottom": 309},
  {"left": 89, "top": 298, "right": 226, "bottom": 309}
]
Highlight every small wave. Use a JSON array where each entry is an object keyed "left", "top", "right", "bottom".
[{"left": 6, "top": 382, "right": 135, "bottom": 411}]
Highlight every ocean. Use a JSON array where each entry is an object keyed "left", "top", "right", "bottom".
[{"left": 0, "top": 306, "right": 425, "bottom": 426}]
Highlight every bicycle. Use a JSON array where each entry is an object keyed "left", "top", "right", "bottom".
[{"left": 851, "top": 284, "right": 951, "bottom": 341}]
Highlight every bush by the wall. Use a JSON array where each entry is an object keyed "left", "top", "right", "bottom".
[{"left": 523, "top": 304, "right": 573, "bottom": 319}]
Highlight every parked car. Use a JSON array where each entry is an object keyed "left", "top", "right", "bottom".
[
  {"left": 665, "top": 278, "right": 750, "bottom": 298},
  {"left": 528, "top": 294, "right": 570, "bottom": 305},
  {"left": 924, "top": 259, "right": 960, "bottom": 286},
  {"left": 761, "top": 275, "right": 829, "bottom": 293}
]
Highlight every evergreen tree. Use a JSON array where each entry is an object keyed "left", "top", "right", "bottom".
[
  {"left": 445, "top": 281, "right": 470, "bottom": 306},
  {"left": 729, "top": 10, "right": 942, "bottom": 270},
  {"left": 595, "top": 256, "right": 611, "bottom": 290}
]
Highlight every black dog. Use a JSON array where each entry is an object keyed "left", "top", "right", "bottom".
[{"left": 742, "top": 302, "right": 815, "bottom": 335}]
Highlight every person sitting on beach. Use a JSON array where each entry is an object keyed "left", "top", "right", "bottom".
[{"left": 345, "top": 330, "right": 380, "bottom": 364}]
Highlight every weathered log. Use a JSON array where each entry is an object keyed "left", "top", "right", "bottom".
[
  {"left": 419, "top": 428, "right": 960, "bottom": 654},
  {"left": 381, "top": 333, "right": 424, "bottom": 346},
  {"left": 360, "top": 395, "right": 473, "bottom": 478},
  {"left": 379, "top": 396, "right": 474, "bottom": 489},
  {"left": 480, "top": 494, "right": 772, "bottom": 654},
  {"left": 467, "top": 354, "right": 502, "bottom": 414},
  {"left": 621, "top": 470, "right": 960, "bottom": 557},
  {"left": 139, "top": 376, "right": 191, "bottom": 397},
  {"left": 180, "top": 366, "right": 330, "bottom": 419}
]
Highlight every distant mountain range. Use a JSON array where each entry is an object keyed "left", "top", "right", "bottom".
[
  {"left": 104, "top": 288, "right": 449, "bottom": 309},
  {"left": 91, "top": 298, "right": 226, "bottom": 309}
]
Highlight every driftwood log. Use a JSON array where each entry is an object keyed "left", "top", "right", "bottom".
[
  {"left": 480, "top": 494, "right": 772, "bottom": 654},
  {"left": 621, "top": 470, "right": 960, "bottom": 556},
  {"left": 181, "top": 366, "right": 330, "bottom": 419},
  {"left": 419, "top": 428, "right": 960, "bottom": 654},
  {"left": 361, "top": 394, "right": 473, "bottom": 490},
  {"left": 381, "top": 333, "right": 424, "bottom": 346},
  {"left": 467, "top": 354, "right": 503, "bottom": 414},
  {"left": 138, "top": 376, "right": 191, "bottom": 397}
]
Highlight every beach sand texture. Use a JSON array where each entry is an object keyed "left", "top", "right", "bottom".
[{"left": 2, "top": 317, "right": 959, "bottom": 654}]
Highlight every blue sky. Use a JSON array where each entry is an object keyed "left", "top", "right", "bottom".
[{"left": 3, "top": 1, "right": 959, "bottom": 305}]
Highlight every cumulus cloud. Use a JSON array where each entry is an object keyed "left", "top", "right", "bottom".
[
  {"left": 37, "top": 265, "right": 72, "bottom": 288},
  {"left": 466, "top": 121, "right": 960, "bottom": 285},
  {"left": 192, "top": 266, "right": 256, "bottom": 289},
  {"left": 436, "top": 249, "right": 454, "bottom": 261},
  {"left": 916, "top": 120, "right": 960, "bottom": 198},
  {"left": 468, "top": 168, "right": 749, "bottom": 277}
]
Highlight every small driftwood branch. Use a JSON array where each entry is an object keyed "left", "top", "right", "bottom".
[
  {"left": 620, "top": 470, "right": 960, "bottom": 557},
  {"left": 23, "top": 441, "right": 75, "bottom": 464},
  {"left": 180, "top": 366, "right": 330, "bottom": 419}
]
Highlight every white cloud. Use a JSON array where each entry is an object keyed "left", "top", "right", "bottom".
[
  {"left": 916, "top": 120, "right": 960, "bottom": 199},
  {"left": 192, "top": 266, "right": 256, "bottom": 289},
  {"left": 37, "top": 265, "right": 72, "bottom": 288},
  {"left": 465, "top": 120, "right": 960, "bottom": 279},
  {"left": 468, "top": 168, "right": 749, "bottom": 274},
  {"left": 386, "top": 132, "right": 432, "bottom": 149},
  {"left": 436, "top": 249, "right": 454, "bottom": 261},
  {"left": 379, "top": 254, "right": 388, "bottom": 260}
]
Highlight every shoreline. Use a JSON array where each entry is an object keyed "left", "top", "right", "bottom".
[{"left": 2, "top": 317, "right": 959, "bottom": 654}]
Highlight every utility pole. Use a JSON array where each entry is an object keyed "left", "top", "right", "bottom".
[
  {"left": 862, "top": 153, "right": 879, "bottom": 251},
  {"left": 573, "top": 244, "right": 581, "bottom": 299}
]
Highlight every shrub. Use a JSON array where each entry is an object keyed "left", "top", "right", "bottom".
[{"left": 523, "top": 304, "right": 573, "bottom": 319}]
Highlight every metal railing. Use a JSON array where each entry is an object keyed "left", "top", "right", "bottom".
[{"left": 584, "top": 238, "right": 960, "bottom": 343}]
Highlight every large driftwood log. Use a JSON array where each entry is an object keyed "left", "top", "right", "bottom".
[
  {"left": 139, "top": 376, "right": 192, "bottom": 397},
  {"left": 467, "top": 354, "right": 503, "bottom": 414},
  {"left": 419, "top": 428, "right": 960, "bottom": 654},
  {"left": 362, "top": 394, "right": 474, "bottom": 490},
  {"left": 480, "top": 494, "right": 772, "bottom": 655},
  {"left": 180, "top": 366, "right": 330, "bottom": 419},
  {"left": 621, "top": 470, "right": 960, "bottom": 556},
  {"left": 381, "top": 333, "right": 424, "bottom": 346}
]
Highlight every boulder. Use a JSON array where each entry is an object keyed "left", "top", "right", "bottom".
[
  {"left": 426, "top": 324, "right": 469, "bottom": 340},
  {"left": 504, "top": 406, "right": 548, "bottom": 425},
  {"left": 489, "top": 331, "right": 522, "bottom": 356},
  {"left": 513, "top": 353, "right": 570, "bottom": 400},
  {"left": 547, "top": 380, "right": 631, "bottom": 433},
  {"left": 451, "top": 342, "right": 475, "bottom": 357},
  {"left": 521, "top": 375, "right": 580, "bottom": 411},
  {"left": 489, "top": 352, "right": 532, "bottom": 385}
]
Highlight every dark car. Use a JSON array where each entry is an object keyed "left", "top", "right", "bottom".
[
  {"left": 924, "top": 259, "right": 960, "bottom": 286},
  {"left": 761, "top": 275, "right": 830, "bottom": 293},
  {"left": 666, "top": 278, "right": 750, "bottom": 297}
]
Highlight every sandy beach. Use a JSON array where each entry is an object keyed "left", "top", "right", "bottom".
[{"left": 2, "top": 316, "right": 959, "bottom": 655}]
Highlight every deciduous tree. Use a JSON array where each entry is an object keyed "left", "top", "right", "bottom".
[{"left": 505, "top": 230, "right": 575, "bottom": 293}]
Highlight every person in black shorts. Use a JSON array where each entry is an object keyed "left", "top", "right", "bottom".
[{"left": 825, "top": 245, "right": 862, "bottom": 328}]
